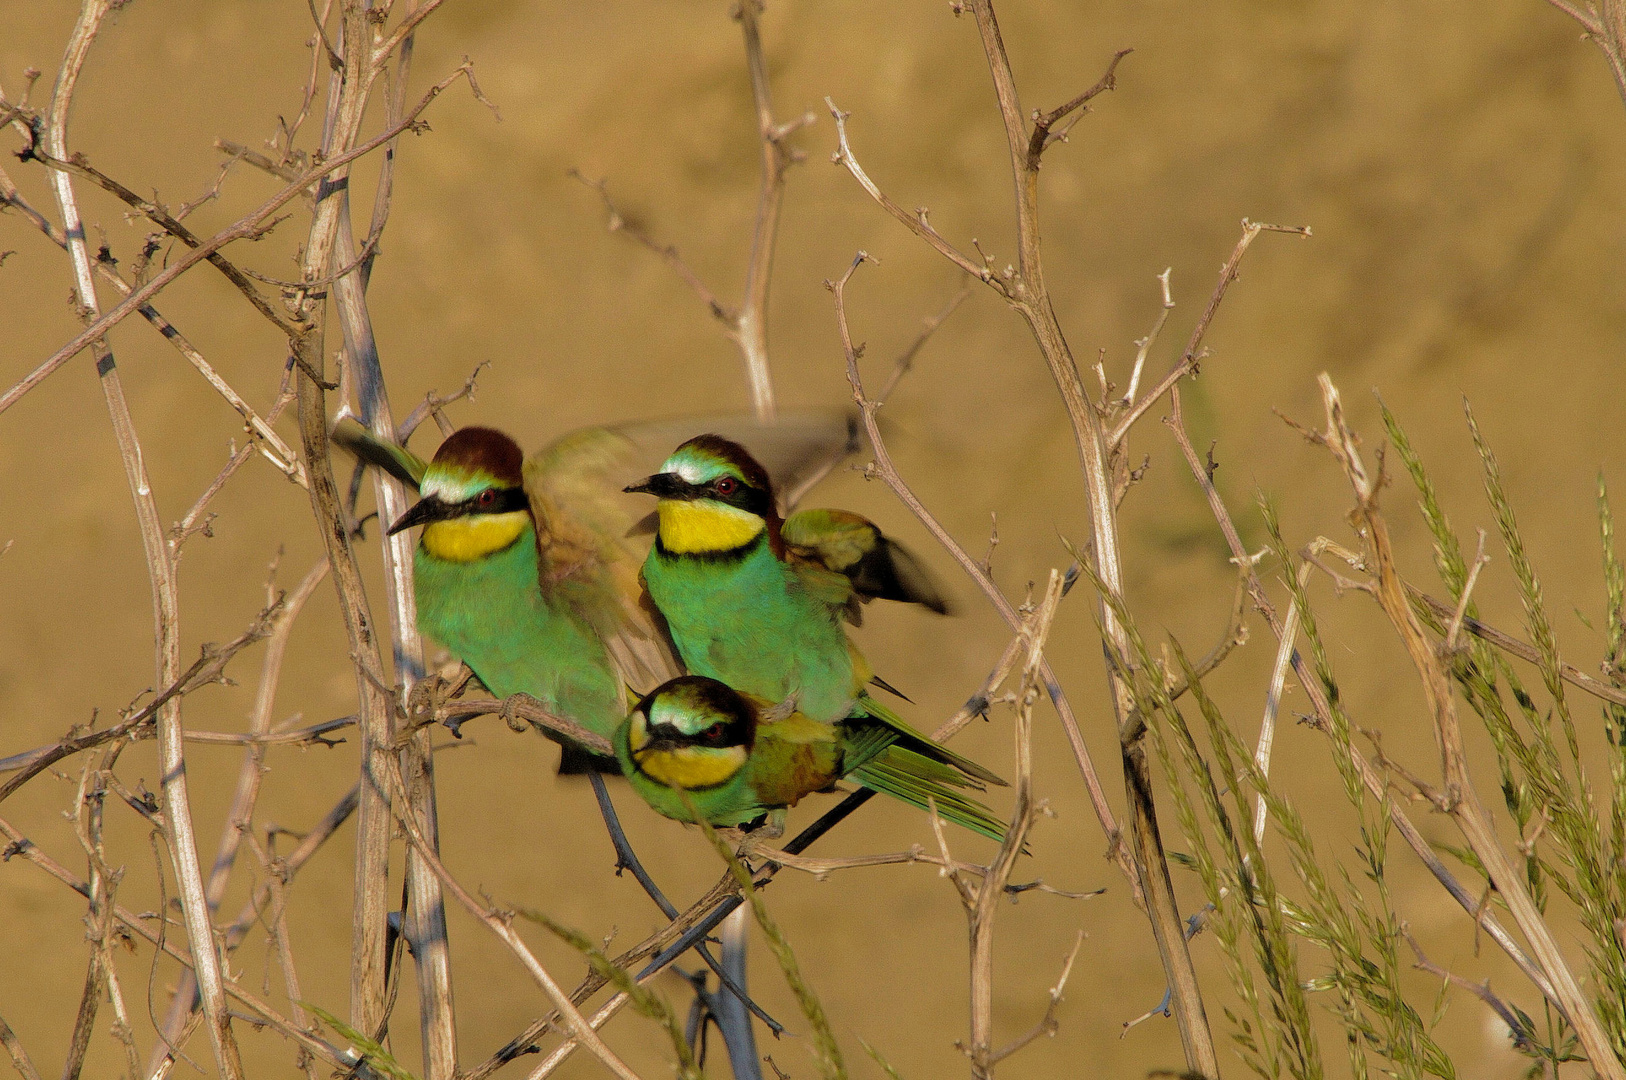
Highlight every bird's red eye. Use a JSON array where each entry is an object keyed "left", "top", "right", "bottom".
[
  {"left": 475, "top": 489, "right": 499, "bottom": 509},
  {"left": 705, "top": 722, "right": 728, "bottom": 743},
  {"left": 714, "top": 477, "right": 737, "bottom": 496}
]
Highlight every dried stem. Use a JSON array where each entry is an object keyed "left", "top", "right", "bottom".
[
  {"left": 1163, "top": 377, "right": 1561, "bottom": 1007},
  {"left": 986, "top": 931, "right": 1085, "bottom": 1066},
  {"left": 873, "top": 275, "right": 976, "bottom": 406},
  {"left": 0, "top": 815, "right": 353, "bottom": 1071},
  {"left": 1108, "top": 219, "right": 1310, "bottom": 450},
  {"left": 0, "top": 603, "right": 280, "bottom": 802},
  {"left": 1407, "top": 585, "right": 1626, "bottom": 706},
  {"left": 830, "top": 13, "right": 1222, "bottom": 1066},
  {"left": 1254, "top": 565, "right": 1307, "bottom": 845},
  {"left": 331, "top": 25, "right": 457, "bottom": 1059},
  {"left": 243, "top": 830, "right": 319, "bottom": 1080},
  {"left": 1309, "top": 373, "right": 1620, "bottom": 1078},
  {"left": 0, "top": 165, "right": 305, "bottom": 487},
  {"left": 1, "top": 59, "right": 486, "bottom": 416},
  {"left": 968, "top": 570, "right": 1062, "bottom": 1078},
  {"left": 1441, "top": 529, "right": 1489, "bottom": 655},
  {"left": 380, "top": 758, "right": 645, "bottom": 1080},
  {"left": 150, "top": 558, "right": 328, "bottom": 1066},
  {"left": 1401, "top": 924, "right": 1533, "bottom": 1049},
  {"left": 733, "top": 0, "right": 811, "bottom": 420},
  {"left": 0, "top": 1012, "right": 41, "bottom": 1080},
  {"left": 829, "top": 253, "right": 1130, "bottom": 891},
  {"left": 40, "top": 8, "right": 241, "bottom": 1069},
  {"left": 1546, "top": 1, "right": 1626, "bottom": 113}
]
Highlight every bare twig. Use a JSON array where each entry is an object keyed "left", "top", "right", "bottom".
[
  {"left": 874, "top": 275, "right": 976, "bottom": 406},
  {"left": 1254, "top": 565, "right": 1308, "bottom": 845},
  {"left": 150, "top": 557, "right": 328, "bottom": 1063},
  {"left": 429, "top": 694, "right": 613, "bottom": 753},
  {"left": 1308, "top": 373, "right": 1620, "bottom": 1078},
  {"left": 570, "top": 171, "right": 734, "bottom": 323},
  {"left": 1407, "top": 585, "right": 1626, "bottom": 706},
  {"left": 330, "top": 32, "right": 458, "bottom": 1060},
  {"left": 829, "top": 253, "right": 1130, "bottom": 888},
  {"left": 1401, "top": 924, "right": 1533, "bottom": 1049},
  {"left": 40, "top": 8, "right": 244, "bottom": 1066},
  {"left": 1121, "top": 268, "right": 1173, "bottom": 407},
  {"left": 0, "top": 816, "right": 353, "bottom": 1071},
  {"left": 1108, "top": 220, "right": 1310, "bottom": 449},
  {"left": 0, "top": 165, "right": 306, "bottom": 487},
  {"left": 0, "top": 1011, "right": 42, "bottom": 1080},
  {"left": 0, "top": 601, "right": 279, "bottom": 801},
  {"left": 826, "top": 104, "right": 996, "bottom": 287},
  {"left": 1441, "top": 529, "right": 1489, "bottom": 655},
  {"left": 832, "top": 14, "right": 1224, "bottom": 1069},
  {"left": 986, "top": 931, "right": 1085, "bottom": 1065},
  {"left": 1024, "top": 47, "right": 1133, "bottom": 166},
  {"left": 734, "top": 0, "right": 812, "bottom": 420},
  {"left": 380, "top": 758, "right": 645, "bottom": 1080},
  {"left": 1163, "top": 375, "right": 1562, "bottom": 1008},
  {"left": 396, "top": 360, "right": 489, "bottom": 443},
  {"left": 1, "top": 60, "right": 489, "bottom": 416},
  {"left": 967, "top": 571, "right": 1062, "bottom": 1078}
]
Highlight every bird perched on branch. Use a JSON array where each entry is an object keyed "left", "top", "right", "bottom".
[
  {"left": 625, "top": 434, "right": 1005, "bottom": 811},
  {"left": 616, "top": 676, "right": 1008, "bottom": 840},
  {"left": 334, "top": 413, "right": 855, "bottom": 770}
]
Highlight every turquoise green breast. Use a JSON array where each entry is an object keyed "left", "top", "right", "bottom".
[
  {"left": 641, "top": 537, "right": 856, "bottom": 723},
  {"left": 415, "top": 528, "right": 622, "bottom": 742}
]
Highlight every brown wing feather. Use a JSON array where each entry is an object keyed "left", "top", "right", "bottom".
[{"left": 524, "top": 427, "right": 683, "bottom": 694}]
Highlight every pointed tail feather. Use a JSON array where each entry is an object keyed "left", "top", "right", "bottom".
[
  {"left": 848, "top": 748, "right": 1010, "bottom": 843},
  {"left": 331, "top": 417, "right": 429, "bottom": 489},
  {"left": 855, "top": 693, "right": 1007, "bottom": 787}
]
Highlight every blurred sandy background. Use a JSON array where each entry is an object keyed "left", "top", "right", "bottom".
[{"left": 4, "top": 1, "right": 1626, "bottom": 1077}]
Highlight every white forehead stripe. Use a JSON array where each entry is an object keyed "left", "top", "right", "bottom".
[
  {"left": 663, "top": 456, "right": 709, "bottom": 484},
  {"left": 422, "top": 473, "right": 482, "bottom": 501}
]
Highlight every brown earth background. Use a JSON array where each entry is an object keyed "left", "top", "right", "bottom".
[{"left": 4, "top": 1, "right": 1626, "bottom": 1078}]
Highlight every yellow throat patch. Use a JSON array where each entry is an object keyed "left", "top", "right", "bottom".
[
  {"left": 421, "top": 511, "right": 529, "bottom": 562},
  {"left": 657, "top": 499, "right": 764, "bottom": 554},
  {"left": 628, "top": 711, "right": 748, "bottom": 790}
]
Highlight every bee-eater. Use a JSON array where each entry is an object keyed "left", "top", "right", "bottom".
[
  {"left": 335, "top": 415, "right": 859, "bottom": 768},
  {"left": 337, "top": 420, "right": 674, "bottom": 767},
  {"left": 625, "top": 434, "right": 1004, "bottom": 791},
  {"left": 616, "top": 676, "right": 1008, "bottom": 840}
]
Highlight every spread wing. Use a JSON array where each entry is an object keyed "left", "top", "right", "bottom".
[
  {"left": 523, "top": 427, "right": 682, "bottom": 695},
  {"left": 782, "top": 508, "right": 951, "bottom": 625}
]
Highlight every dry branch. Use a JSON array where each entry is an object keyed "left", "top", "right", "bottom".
[
  {"left": 1161, "top": 371, "right": 1561, "bottom": 1007},
  {"left": 1308, "top": 374, "right": 1620, "bottom": 1078},
  {"left": 828, "top": 12, "right": 1223, "bottom": 1067}
]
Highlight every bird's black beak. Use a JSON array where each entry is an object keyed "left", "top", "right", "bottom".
[
  {"left": 387, "top": 496, "right": 458, "bottom": 535},
  {"left": 624, "top": 472, "right": 688, "bottom": 499}
]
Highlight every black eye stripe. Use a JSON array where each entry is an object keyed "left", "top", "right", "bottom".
[
  {"left": 673, "top": 476, "right": 770, "bottom": 516},
  {"left": 460, "top": 487, "right": 528, "bottom": 516}
]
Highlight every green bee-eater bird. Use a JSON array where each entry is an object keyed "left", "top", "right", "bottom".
[
  {"left": 334, "top": 415, "right": 858, "bottom": 768},
  {"left": 616, "top": 676, "right": 1008, "bottom": 840},
  {"left": 624, "top": 434, "right": 1006, "bottom": 810},
  {"left": 336, "top": 420, "right": 672, "bottom": 767}
]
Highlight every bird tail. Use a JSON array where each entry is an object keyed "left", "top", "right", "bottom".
[
  {"left": 330, "top": 416, "right": 429, "bottom": 488},
  {"left": 847, "top": 745, "right": 1011, "bottom": 843},
  {"left": 855, "top": 694, "right": 1007, "bottom": 788}
]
